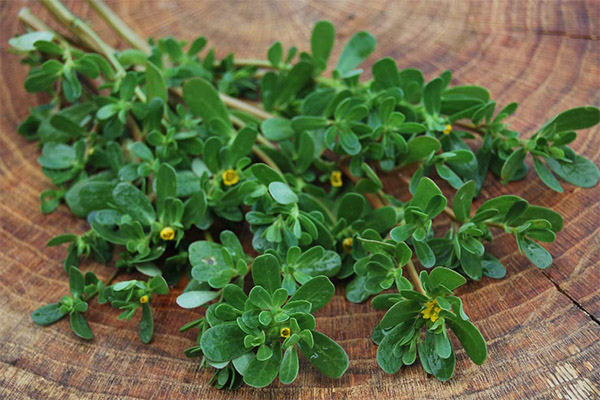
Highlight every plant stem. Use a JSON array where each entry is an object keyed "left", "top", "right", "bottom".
[
  {"left": 220, "top": 94, "right": 276, "bottom": 120},
  {"left": 406, "top": 260, "right": 425, "bottom": 294},
  {"left": 233, "top": 58, "right": 274, "bottom": 69},
  {"left": 77, "top": 0, "right": 282, "bottom": 173},
  {"left": 84, "top": 0, "right": 151, "bottom": 53},
  {"left": 18, "top": 7, "right": 84, "bottom": 48},
  {"left": 40, "top": 0, "right": 148, "bottom": 103},
  {"left": 40, "top": 0, "right": 122, "bottom": 76},
  {"left": 82, "top": 268, "right": 120, "bottom": 302},
  {"left": 338, "top": 163, "right": 385, "bottom": 209}
]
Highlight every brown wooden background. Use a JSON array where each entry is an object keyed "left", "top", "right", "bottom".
[{"left": 1, "top": 1, "right": 599, "bottom": 399}]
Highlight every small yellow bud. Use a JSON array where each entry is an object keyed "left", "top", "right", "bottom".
[
  {"left": 342, "top": 237, "right": 353, "bottom": 254},
  {"left": 330, "top": 170, "right": 343, "bottom": 187},
  {"left": 421, "top": 299, "right": 442, "bottom": 322},
  {"left": 443, "top": 124, "right": 452, "bottom": 135},
  {"left": 160, "top": 226, "right": 175, "bottom": 241},
  {"left": 88, "top": 148, "right": 95, "bottom": 155},
  {"left": 280, "top": 327, "right": 291, "bottom": 338},
  {"left": 139, "top": 295, "right": 149, "bottom": 304},
  {"left": 222, "top": 169, "right": 239, "bottom": 186}
]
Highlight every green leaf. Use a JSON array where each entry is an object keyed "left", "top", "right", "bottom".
[
  {"left": 547, "top": 154, "right": 599, "bottom": 188},
  {"left": 279, "top": 346, "right": 299, "bottom": 384},
  {"left": 403, "top": 136, "right": 441, "bottom": 165},
  {"left": 68, "top": 266, "right": 84, "bottom": 297},
  {"left": 335, "top": 31, "right": 376, "bottom": 78},
  {"left": 372, "top": 57, "right": 400, "bottom": 89},
  {"left": 298, "top": 331, "right": 348, "bottom": 378},
  {"left": 201, "top": 323, "right": 249, "bottom": 362},
  {"left": 414, "top": 241, "right": 435, "bottom": 268},
  {"left": 294, "top": 246, "right": 341, "bottom": 278},
  {"left": 9, "top": 31, "right": 54, "bottom": 52},
  {"left": 176, "top": 290, "right": 219, "bottom": 309},
  {"left": 267, "top": 41, "right": 283, "bottom": 67},
  {"left": 379, "top": 300, "right": 421, "bottom": 329},
  {"left": 291, "top": 116, "right": 329, "bottom": 131},
  {"left": 345, "top": 275, "right": 370, "bottom": 303},
  {"left": 183, "top": 78, "right": 231, "bottom": 131},
  {"left": 311, "top": 20, "right": 335, "bottom": 69},
  {"left": 377, "top": 323, "right": 409, "bottom": 373},
  {"left": 248, "top": 286, "right": 273, "bottom": 309},
  {"left": 288, "top": 276, "right": 334, "bottom": 312},
  {"left": 139, "top": 302, "right": 154, "bottom": 344},
  {"left": 112, "top": 183, "right": 155, "bottom": 225},
  {"left": 509, "top": 205, "right": 563, "bottom": 233},
  {"left": 244, "top": 344, "right": 282, "bottom": 388},
  {"left": 252, "top": 254, "right": 282, "bottom": 294},
  {"left": 500, "top": 148, "right": 527, "bottom": 184},
  {"left": 276, "top": 61, "right": 313, "bottom": 105},
  {"left": 520, "top": 238, "right": 552, "bottom": 269},
  {"left": 145, "top": 61, "right": 167, "bottom": 102},
  {"left": 446, "top": 316, "right": 487, "bottom": 365},
  {"left": 155, "top": 163, "right": 177, "bottom": 212},
  {"left": 148, "top": 276, "right": 169, "bottom": 295},
  {"left": 460, "top": 251, "right": 483, "bottom": 280},
  {"left": 230, "top": 125, "right": 258, "bottom": 163},
  {"left": 38, "top": 143, "right": 76, "bottom": 169},
  {"left": 251, "top": 163, "right": 285, "bottom": 185},
  {"left": 423, "top": 78, "right": 443, "bottom": 115},
  {"left": 453, "top": 180, "right": 477, "bottom": 222},
  {"left": 429, "top": 267, "right": 466, "bottom": 291},
  {"left": 541, "top": 106, "right": 600, "bottom": 134},
  {"left": 411, "top": 177, "right": 443, "bottom": 208},
  {"left": 70, "top": 312, "right": 93, "bottom": 340},
  {"left": 32, "top": 303, "right": 67, "bottom": 326},
  {"left": 261, "top": 117, "right": 294, "bottom": 142},
  {"left": 268, "top": 182, "right": 298, "bottom": 205},
  {"left": 337, "top": 193, "right": 365, "bottom": 223},
  {"left": 399, "top": 68, "right": 424, "bottom": 103},
  {"left": 533, "top": 157, "right": 563, "bottom": 192},
  {"left": 418, "top": 330, "right": 455, "bottom": 381},
  {"left": 338, "top": 128, "right": 361, "bottom": 155}
]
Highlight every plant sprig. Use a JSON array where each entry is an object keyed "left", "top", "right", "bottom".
[{"left": 13, "top": 0, "right": 598, "bottom": 390}]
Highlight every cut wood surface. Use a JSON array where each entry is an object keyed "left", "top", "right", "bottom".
[{"left": 1, "top": 1, "right": 599, "bottom": 399}]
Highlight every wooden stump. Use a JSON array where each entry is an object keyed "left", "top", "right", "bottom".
[{"left": 1, "top": 1, "right": 599, "bottom": 399}]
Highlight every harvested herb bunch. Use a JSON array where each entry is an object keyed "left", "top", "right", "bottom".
[{"left": 12, "top": 0, "right": 599, "bottom": 389}]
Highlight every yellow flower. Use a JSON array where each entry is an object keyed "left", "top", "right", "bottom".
[
  {"left": 160, "top": 226, "right": 175, "bottom": 241},
  {"left": 222, "top": 169, "right": 239, "bottom": 186},
  {"left": 443, "top": 124, "right": 452, "bottom": 135},
  {"left": 280, "top": 327, "right": 291, "bottom": 338},
  {"left": 330, "top": 170, "right": 343, "bottom": 187},
  {"left": 342, "top": 237, "right": 353, "bottom": 254},
  {"left": 421, "top": 299, "right": 442, "bottom": 322},
  {"left": 139, "top": 295, "right": 149, "bottom": 304}
]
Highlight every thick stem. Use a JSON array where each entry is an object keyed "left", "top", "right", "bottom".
[
  {"left": 233, "top": 59, "right": 274, "bottom": 69},
  {"left": 84, "top": 0, "right": 151, "bottom": 53},
  {"left": 406, "top": 260, "right": 425, "bottom": 294},
  {"left": 220, "top": 94, "right": 276, "bottom": 121},
  {"left": 40, "top": 0, "right": 148, "bottom": 102},
  {"left": 40, "top": 0, "right": 123, "bottom": 76},
  {"left": 18, "top": 7, "right": 89, "bottom": 50}
]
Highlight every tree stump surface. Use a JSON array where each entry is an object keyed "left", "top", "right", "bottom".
[{"left": 1, "top": 1, "right": 599, "bottom": 399}]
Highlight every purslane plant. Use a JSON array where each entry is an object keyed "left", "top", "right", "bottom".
[{"left": 12, "top": 0, "right": 598, "bottom": 389}]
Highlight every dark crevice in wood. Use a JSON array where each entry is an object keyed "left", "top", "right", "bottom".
[{"left": 541, "top": 270, "right": 600, "bottom": 326}]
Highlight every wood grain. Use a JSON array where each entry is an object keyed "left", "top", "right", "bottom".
[{"left": 1, "top": 1, "right": 599, "bottom": 399}]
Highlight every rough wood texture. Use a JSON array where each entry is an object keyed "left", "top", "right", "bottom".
[{"left": 1, "top": 1, "right": 599, "bottom": 399}]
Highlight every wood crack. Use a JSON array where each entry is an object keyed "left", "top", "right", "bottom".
[{"left": 541, "top": 270, "right": 600, "bottom": 326}]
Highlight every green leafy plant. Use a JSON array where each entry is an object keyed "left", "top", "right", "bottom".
[{"left": 12, "top": 0, "right": 598, "bottom": 390}]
